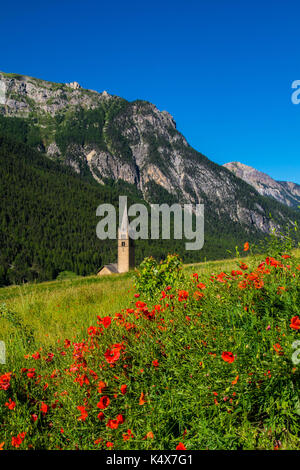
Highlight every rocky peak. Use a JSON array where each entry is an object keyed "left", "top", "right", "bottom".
[
  {"left": 224, "top": 161, "right": 300, "bottom": 208},
  {"left": 66, "top": 81, "right": 81, "bottom": 90},
  {"left": 0, "top": 72, "right": 299, "bottom": 236}
]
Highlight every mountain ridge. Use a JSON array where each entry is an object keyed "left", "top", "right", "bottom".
[
  {"left": 0, "top": 71, "right": 299, "bottom": 239},
  {"left": 223, "top": 161, "right": 300, "bottom": 208}
]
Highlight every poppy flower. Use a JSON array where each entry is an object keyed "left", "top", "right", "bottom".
[
  {"left": 178, "top": 290, "right": 189, "bottom": 302},
  {"left": 77, "top": 405, "right": 88, "bottom": 421},
  {"left": 231, "top": 375, "right": 239, "bottom": 385},
  {"left": 97, "top": 412, "right": 105, "bottom": 421},
  {"left": 11, "top": 432, "right": 26, "bottom": 448},
  {"left": 273, "top": 343, "right": 283, "bottom": 355},
  {"left": 197, "top": 282, "right": 206, "bottom": 289},
  {"left": 120, "top": 384, "right": 127, "bottom": 395},
  {"left": 0, "top": 442, "right": 4, "bottom": 451},
  {"left": 5, "top": 398, "right": 16, "bottom": 410},
  {"left": 193, "top": 291, "right": 204, "bottom": 300},
  {"left": 290, "top": 316, "right": 300, "bottom": 330},
  {"left": 122, "top": 429, "right": 133, "bottom": 441},
  {"left": 97, "top": 380, "right": 107, "bottom": 393},
  {"left": 97, "top": 316, "right": 112, "bottom": 328},
  {"left": 135, "top": 301, "right": 147, "bottom": 309},
  {"left": 106, "top": 419, "right": 119, "bottom": 429},
  {"left": 243, "top": 242, "right": 249, "bottom": 251},
  {"left": 97, "top": 396, "right": 110, "bottom": 409},
  {"left": 116, "top": 414, "right": 125, "bottom": 424},
  {"left": 221, "top": 351, "right": 235, "bottom": 363},
  {"left": 40, "top": 402, "right": 48, "bottom": 415},
  {"left": 139, "top": 392, "right": 146, "bottom": 405},
  {"left": 106, "top": 441, "right": 114, "bottom": 448},
  {"left": 240, "top": 263, "right": 248, "bottom": 271},
  {"left": 176, "top": 442, "right": 186, "bottom": 450},
  {"left": 104, "top": 347, "right": 121, "bottom": 364},
  {"left": 152, "top": 360, "right": 159, "bottom": 368}
]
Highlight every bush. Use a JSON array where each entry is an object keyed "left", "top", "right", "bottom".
[{"left": 134, "top": 254, "right": 184, "bottom": 299}]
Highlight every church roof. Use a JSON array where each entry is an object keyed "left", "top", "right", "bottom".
[{"left": 98, "top": 263, "right": 118, "bottom": 274}]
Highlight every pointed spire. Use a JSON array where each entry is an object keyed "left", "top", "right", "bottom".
[{"left": 119, "top": 201, "right": 129, "bottom": 238}]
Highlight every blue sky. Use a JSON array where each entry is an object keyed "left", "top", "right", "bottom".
[{"left": 1, "top": 0, "right": 300, "bottom": 182}]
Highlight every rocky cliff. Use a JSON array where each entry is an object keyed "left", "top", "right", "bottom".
[
  {"left": 0, "top": 71, "right": 299, "bottom": 236},
  {"left": 224, "top": 162, "right": 300, "bottom": 208}
]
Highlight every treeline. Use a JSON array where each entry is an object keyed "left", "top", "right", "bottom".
[{"left": 0, "top": 136, "right": 259, "bottom": 286}]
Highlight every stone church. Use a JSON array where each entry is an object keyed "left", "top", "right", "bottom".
[{"left": 97, "top": 211, "right": 134, "bottom": 276}]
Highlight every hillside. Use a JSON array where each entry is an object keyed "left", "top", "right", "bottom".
[
  {"left": 224, "top": 161, "right": 300, "bottom": 208},
  {"left": 0, "top": 247, "right": 299, "bottom": 449},
  {"left": 0, "top": 136, "right": 260, "bottom": 286},
  {"left": 1, "top": 72, "right": 300, "bottom": 286},
  {"left": 1, "top": 72, "right": 299, "bottom": 234}
]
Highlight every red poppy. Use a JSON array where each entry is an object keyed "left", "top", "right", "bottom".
[
  {"left": 0, "top": 372, "right": 12, "bottom": 391},
  {"left": 77, "top": 405, "right": 88, "bottom": 421},
  {"left": 97, "top": 380, "right": 107, "bottom": 393},
  {"left": 290, "top": 316, "right": 300, "bottom": 330},
  {"left": 243, "top": 242, "right": 249, "bottom": 251},
  {"left": 116, "top": 414, "right": 125, "bottom": 424},
  {"left": 240, "top": 263, "right": 248, "bottom": 271},
  {"left": 178, "top": 290, "right": 189, "bottom": 302},
  {"left": 273, "top": 343, "right": 283, "bottom": 355},
  {"left": 221, "top": 351, "right": 235, "bottom": 363},
  {"left": 135, "top": 301, "right": 147, "bottom": 309},
  {"left": 97, "top": 396, "right": 110, "bottom": 409},
  {"left": 5, "top": 398, "right": 16, "bottom": 410},
  {"left": 152, "top": 360, "right": 159, "bottom": 368},
  {"left": 193, "top": 291, "right": 204, "bottom": 300},
  {"left": 106, "top": 419, "right": 119, "bottom": 429},
  {"left": 104, "top": 347, "right": 121, "bottom": 364},
  {"left": 97, "top": 316, "right": 112, "bottom": 328},
  {"left": 139, "top": 392, "right": 146, "bottom": 405},
  {"left": 197, "top": 282, "right": 206, "bottom": 289},
  {"left": 40, "top": 402, "right": 48, "bottom": 415},
  {"left": 231, "top": 375, "right": 239, "bottom": 385},
  {"left": 176, "top": 442, "right": 186, "bottom": 450},
  {"left": 120, "top": 384, "right": 127, "bottom": 395},
  {"left": 11, "top": 432, "right": 26, "bottom": 448}
]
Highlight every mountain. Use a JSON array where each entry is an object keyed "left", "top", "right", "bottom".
[
  {"left": 224, "top": 161, "right": 300, "bottom": 208},
  {"left": 0, "top": 72, "right": 299, "bottom": 285}
]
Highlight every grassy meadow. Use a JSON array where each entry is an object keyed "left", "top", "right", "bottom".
[{"left": 0, "top": 245, "right": 300, "bottom": 450}]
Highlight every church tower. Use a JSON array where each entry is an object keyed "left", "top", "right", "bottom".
[{"left": 117, "top": 206, "right": 135, "bottom": 273}]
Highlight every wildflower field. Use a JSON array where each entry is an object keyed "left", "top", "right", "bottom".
[{"left": 0, "top": 241, "right": 300, "bottom": 450}]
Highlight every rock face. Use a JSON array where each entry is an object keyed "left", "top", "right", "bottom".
[
  {"left": 66, "top": 81, "right": 81, "bottom": 90},
  {"left": 0, "top": 71, "right": 298, "bottom": 236},
  {"left": 224, "top": 162, "right": 300, "bottom": 208}
]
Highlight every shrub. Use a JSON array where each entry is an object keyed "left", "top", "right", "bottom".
[{"left": 134, "top": 254, "right": 183, "bottom": 299}]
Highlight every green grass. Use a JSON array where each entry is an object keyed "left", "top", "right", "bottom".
[{"left": 0, "top": 247, "right": 300, "bottom": 450}]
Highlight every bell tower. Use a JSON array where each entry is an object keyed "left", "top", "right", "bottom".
[{"left": 118, "top": 206, "right": 135, "bottom": 273}]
